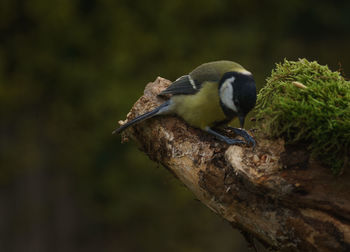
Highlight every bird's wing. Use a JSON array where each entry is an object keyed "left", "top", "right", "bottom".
[
  {"left": 159, "top": 75, "right": 202, "bottom": 95},
  {"left": 159, "top": 61, "right": 246, "bottom": 96}
]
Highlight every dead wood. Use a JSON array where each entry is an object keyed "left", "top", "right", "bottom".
[{"left": 119, "top": 77, "right": 350, "bottom": 251}]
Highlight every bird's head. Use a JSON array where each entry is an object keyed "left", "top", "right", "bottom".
[{"left": 218, "top": 71, "right": 257, "bottom": 128}]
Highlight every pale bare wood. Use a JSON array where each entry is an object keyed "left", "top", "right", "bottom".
[{"left": 119, "top": 77, "right": 350, "bottom": 251}]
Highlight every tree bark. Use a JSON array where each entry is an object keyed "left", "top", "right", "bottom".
[{"left": 119, "top": 77, "right": 350, "bottom": 251}]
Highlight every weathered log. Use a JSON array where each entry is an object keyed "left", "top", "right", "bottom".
[{"left": 119, "top": 77, "right": 350, "bottom": 251}]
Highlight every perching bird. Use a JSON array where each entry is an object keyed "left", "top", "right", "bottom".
[{"left": 113, "top": 60, "right": 257, "bottom": 146}]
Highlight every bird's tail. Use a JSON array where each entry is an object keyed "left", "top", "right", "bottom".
[{"left": 112, "top": 101, "right": 171, "bottom": 134}]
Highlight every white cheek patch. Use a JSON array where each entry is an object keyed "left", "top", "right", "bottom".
[{"left": 220, "top": 77, "right": 238, "bottom": 112}]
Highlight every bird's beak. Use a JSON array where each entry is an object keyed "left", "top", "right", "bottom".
[{"left": 239, "top": 115, "right": 245, "bottom": 128}]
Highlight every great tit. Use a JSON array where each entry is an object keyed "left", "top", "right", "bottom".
[{"left": 113, "top": 60, "right": 257, "bottom": 146}]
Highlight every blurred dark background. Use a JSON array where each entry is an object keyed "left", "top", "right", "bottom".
[{"left": 0, "top": 0, "right": 349, "bottom": 251}]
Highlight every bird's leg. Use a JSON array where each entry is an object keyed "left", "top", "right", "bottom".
[
  {"left": 205, "top": 127, "right": 245, "bottom": 145},
  {"left": 225, "top": 126, "right": 256, "bottom": 148}
]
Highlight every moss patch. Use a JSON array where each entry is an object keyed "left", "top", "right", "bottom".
[{"left": 255, "top": 59, "right": 350, "bottom": 174}]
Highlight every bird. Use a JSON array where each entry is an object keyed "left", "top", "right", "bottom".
[{"left": 113, "top": 60, "right": 257, "bottom": 146}]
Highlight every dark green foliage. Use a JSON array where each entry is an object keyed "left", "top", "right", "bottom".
[{"left": 255, "top": 59, "right": 350, "bottom": 173}]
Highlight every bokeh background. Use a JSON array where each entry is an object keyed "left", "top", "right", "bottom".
[{"left": 1, "top": 0, "right": 349, "bottom": 251}]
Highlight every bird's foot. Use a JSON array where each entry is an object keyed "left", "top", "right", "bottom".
[
  {"left": 223, "top": 138, "right": 246, "bottom": 145},
  {"left": 205, "top": 127, "right": 246, "bottom": 146},
  {"left": 226, "top": 127, "right": 256, "bottom": 148}
]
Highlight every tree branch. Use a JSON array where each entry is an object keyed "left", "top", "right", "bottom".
[{"left": 119, "top": 77, "right": 350, "bottom": 251}]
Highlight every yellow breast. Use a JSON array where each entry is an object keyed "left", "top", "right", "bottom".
[{"left": 171, "top": 81, "right": 228, "bottom": 129}]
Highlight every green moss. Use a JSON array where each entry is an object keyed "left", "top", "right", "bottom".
[{"left": 255, "top": 59, "right": 350, "bottom": 174}]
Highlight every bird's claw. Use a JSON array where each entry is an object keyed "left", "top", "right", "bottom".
[
  {"left": 225, "top": 139, "right": 246, "bottom": 145},
  {"left": 226, "top": 127, "right": 256, "bottom": 148}
]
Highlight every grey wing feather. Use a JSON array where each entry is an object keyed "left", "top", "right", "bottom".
[
  {"left": 159, "top": 75, "right": 201, "bottom": 95},
  {"left": 159, "top": 61, "right": 240, "bottom": 96}
]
